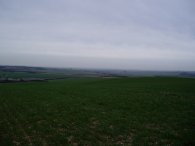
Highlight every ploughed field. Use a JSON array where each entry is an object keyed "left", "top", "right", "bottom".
[{"left": 0, "top": 77, "right": 194, "bottom": 146}]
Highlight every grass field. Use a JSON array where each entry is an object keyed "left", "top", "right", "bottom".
[{"left": 0, "top": 77, "right": 195, "bottom": 146}]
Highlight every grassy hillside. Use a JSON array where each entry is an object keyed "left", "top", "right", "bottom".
[{"left": 0, "top": 77, "right": 194, "bottom": 146}]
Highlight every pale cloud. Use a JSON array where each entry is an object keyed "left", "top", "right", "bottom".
[{"left": 0, "top": 0, "right": 195, "bottom": 70}]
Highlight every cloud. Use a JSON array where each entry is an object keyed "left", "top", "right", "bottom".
[{"left": 0, "top": 0, "right": 195, "bottom": 70}]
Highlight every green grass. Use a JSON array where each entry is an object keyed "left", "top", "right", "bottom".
[{"left": 0, "top": 77, "right": 195, "bottom": 146}]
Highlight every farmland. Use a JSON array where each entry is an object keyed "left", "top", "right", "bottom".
[{"left": 0, "top": 77, "right": 195, "bottom": 146}]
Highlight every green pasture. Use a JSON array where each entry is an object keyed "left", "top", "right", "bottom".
[{"left": 0, "top": 77, "right": 194, "bottom": 146}]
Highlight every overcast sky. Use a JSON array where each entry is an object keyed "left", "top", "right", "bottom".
[{"left": 0, "top": 0, "right": 195, "bottom": 71}]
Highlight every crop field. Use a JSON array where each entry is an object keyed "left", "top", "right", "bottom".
[{"left": 0, "top": 77, "right": 195, "bottom": 146}]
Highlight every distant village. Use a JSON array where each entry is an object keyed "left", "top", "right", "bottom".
[{"left": 0, "top": 77, "right": 46, "bottom": 83}]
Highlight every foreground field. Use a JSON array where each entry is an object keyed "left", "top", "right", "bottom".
[{"left": 0, "top": 77, "right": 195, "bottom": 146}]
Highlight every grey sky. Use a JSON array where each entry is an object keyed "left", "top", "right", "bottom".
[{"left": 0, "top": 0, "right": 195, "bottom": 70}]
